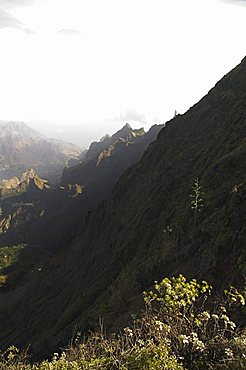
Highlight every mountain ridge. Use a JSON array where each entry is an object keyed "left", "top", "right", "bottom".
[{"left": 84, "top": 123, "right": 145, "bottom": 162}]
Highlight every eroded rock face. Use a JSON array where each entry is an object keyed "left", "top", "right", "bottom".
[
  {"left": 84, "top": 123, "right": 145, "bottom": 162},
  {"left": 0, "top": 168, "right": 84, "bottom": 243},
  {"left": 95, "top": 127, "right": 146, "bottom": 167},
  {"left": 0, "top": 214, "right": 12, "bottom": 233},
  {"left": 0, "top": 169, "right": 49, "bottom": 198},
  {"left": 0, "top": 176, "right": 20, "bottom": 189}
]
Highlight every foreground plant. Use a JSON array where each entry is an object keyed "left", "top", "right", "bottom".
[
  {"left": 0, "top": 275, "right": 245, "bottom": 369},
  {"left": 143, "top": 275, "right": 246, "bottom": 369}
]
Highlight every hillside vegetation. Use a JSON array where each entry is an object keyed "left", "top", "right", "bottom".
[{"left": 0, "top": 275, "right": 245, "bottom": 369}]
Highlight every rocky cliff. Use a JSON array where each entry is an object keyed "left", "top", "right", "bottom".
[{"left": 0, "top": 169, "right": 49, "bottom": 198}]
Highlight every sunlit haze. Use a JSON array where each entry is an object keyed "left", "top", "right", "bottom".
[{"left": 0, "top": 0, "right": 245, "bottom": 147}]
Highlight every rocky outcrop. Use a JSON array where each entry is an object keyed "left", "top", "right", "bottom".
[
  {"left": 0, "top": 169, "right": 49, "bottom": 198},
  {"left": 84, "top": 123, "right": 145, "bottom": 162},
  {"left": 0, "top": 168, "right": 84, "bottom": 248}
]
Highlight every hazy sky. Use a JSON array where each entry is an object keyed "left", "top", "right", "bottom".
[{"left": 0, "top": 0, "right": 245, "bottom": 147}]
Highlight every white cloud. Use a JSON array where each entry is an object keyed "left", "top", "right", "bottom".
[
  {"left": 0, "top": 0, "right": 36, "bottom": 32},
  {"left": 0, "top": 0, "right": 35, "bottom": 8},
  {"left": 0, "top": 8, "right": 34, "bottom": 32},
  {"left": 57, "top": 28, "right": 81, "bottom": 35},
  {"left": 110, "top": 110, "right": 146, "bottom": 125},
  {"left": 219, "top": 0, "right": 246, "bottom": 5},
  {"left": 0, "top": 8, "right": 23, "bottom": 29}
]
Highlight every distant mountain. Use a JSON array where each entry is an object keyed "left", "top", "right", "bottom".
[
  {"left": 0, "top": 57, "right": 244, "bottom": 359},
  {"left": 0, "top": 121, "right": 82, "bottom": 183}
]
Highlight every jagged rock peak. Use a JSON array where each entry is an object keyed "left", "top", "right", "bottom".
[
  {"left": 19, "top": 169, "right": 49, "bottom": 189},
  {"left": 113, "top": 123, "right": 146, "bottom": 140},
  {"left": 112, "top": 123, "right": 133, "bottom": 139},
  {"left": 124, "top": 122, "right": 131, "bottom": 129},
  {"left": 98, "top": 124, "right": 133, "bottom": 143},
  {"left": 19, "top": 168, "right": 37, "bottom": 182},
  {"left": 100, "top": 134, "right": 111, "bottom": 142},
  {"left": 0, "top": 169, "right": 49, "bottom": 196}
]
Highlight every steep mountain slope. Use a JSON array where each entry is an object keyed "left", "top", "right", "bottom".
[
  {"left": 0, "top": 121, "right": 81, "bottom": 183},
  {"left": 0, "top": 57, "right": 245, "bottom": 358}
]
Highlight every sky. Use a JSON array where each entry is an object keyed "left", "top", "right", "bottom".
[{"left": 0, "top": 0, "right": 245, "bottom": 148}]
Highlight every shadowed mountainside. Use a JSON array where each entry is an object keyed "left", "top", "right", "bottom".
[
  {"left": 0, "top": 170, "right": 83, "bottom": 288},
  {"left": 0, "top": 57, "right": 245, "bottom": 358}
]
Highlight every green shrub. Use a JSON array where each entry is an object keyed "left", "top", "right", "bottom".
[
  {"left": 143, "top": 275, "right": 246, "bottom": 369},
  {"left": 0, "top": 275, "right": 245, "bottom": 369}
]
